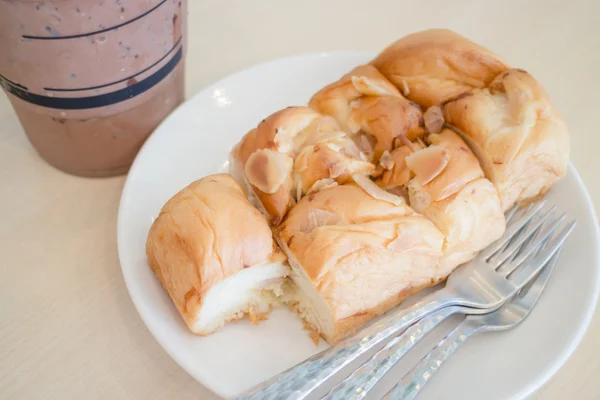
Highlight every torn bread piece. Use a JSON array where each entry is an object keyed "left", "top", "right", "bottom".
[
  {"left": 443, "top": 69, "right": 569, "bottom": 211},
  {"left": 146, "top": 174, "right": 290, "bottom": 335},
  {"left": 309, "top": 65, "right": 424, "bottom": 163},
  {"left": 231, "top": 106, "right": 374, "bottom": 225},
  {"left": 277, "top": 184, "right": 444, "bottom": 344},
  {"left": 379, "top": 129, "right": 505, "bottom": 274}
]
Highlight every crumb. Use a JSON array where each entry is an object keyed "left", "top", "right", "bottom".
[
  {"left": 302, "top": 320, "right": 321, "bottom": 345},
  {"left": 309, "top": 331, "right": 321, "bottom": 345},
  {"left": 248, "top": 309, "right": 269, "bottom": 325}
]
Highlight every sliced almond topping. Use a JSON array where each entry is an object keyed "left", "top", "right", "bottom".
[
  {"left": 351, "top": 76, "right": 397, "bottom": 97},
  {"left": 315, "top": 115, "right": 339, "bottom": 134},
  {"left": 326, "top": 142, "right": 342, "bottom": 153},
  {"left": 340, "top": 138, "right": 362, "bottom": 159},
  {"left": 377, "top": 144, "right": 421, "bottom": 189},
  {"left": 306, "top": 209, "right": 339, "bottom": 233},
  {"left": 328, "top": 162, "right": 347, "bottom": 179},
  {"left": 387, "top": 225, "right": 419, "bottom": 252},
  {"left": 401, "top": 79, "right": 410, "bottom": 96},
  {"left": 245, "top": 149, "right": 292, "bottom": 194},
  {"left": 405, "top": 145, "right": 450, "bottom": 186},
  {"left": 353, "top": 174, "right": 405, "bottom": 205},
  {"left": 273, "top": 127, "right": 294, "bottom": 153},
  {"left": 314, "top": 130, "right": 347, "bottom": 145},
  {"left": 295, "top": 176, "right": 302, "bottom": 203},
  {"left": 386, "top": 186, "right": 409, "bottom": 203},
  {"left": 423, "top": 106, "right": 444, "bottom": 134},
  {"left": 352, "top": 133, "right": 376, "bottom": 157},
  {"left": 307, "top": 178, "right": 338, "bottom": 194},
  {"left": 393, "top": 134, "right": 416, "bottom": 152},
  {"left": 380, "top": 150, "right": 395, "bottom": 170}
]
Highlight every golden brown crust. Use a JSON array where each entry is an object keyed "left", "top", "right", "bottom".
[
  {"left": 309, "top": 65, "right": 424, "bottom": 161},
  {"left": 234, "top": 107, "right": 319, "bottom": 223},
  {"left": 279, "top": 184, "right": 445, "bottom": 344},
  {"left": 375, "top": 129, "right": 505, "bottom": 274},
  {"left": 145, "top": 174, "right": 283, "bottom": 333},
  {"left": 443, "top": 69, "right": 570, "bottom": 210},
  {"left": 409, "top": 177, "right": 506, "bottom": 273},
  {"left": 371, "top": 29, "right": 510, "bottom": 108},
  {"left": 378, "top": 140, "right": 424, "bottom": 189},
  {"left": 416, "top": 129, "right": 484, "bottom": 201},
  {"left": 233, "top": 106, "right": 374, "bottom": 224}
]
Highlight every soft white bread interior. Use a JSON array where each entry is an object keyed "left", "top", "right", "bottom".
[
  {"left": 231, "top": 106, "right": 374, "bottom": 225},
  {"left": 277, "top": 184, "right": 444, "bottom": 343},
  {"left": 146, "top": 174, "right": 289, "bottom": 335},
  {"left": 443, "top": 69, "right": 570, "bottom": 210},
  {"left": 379, "top": 129, "right": 505, "bottom": 273},
  {"left": 309, "top": 64, "right": 424, "bottom": 163},
  {"left": 371, "top": 29, "right": 510, "bottom": 108}
]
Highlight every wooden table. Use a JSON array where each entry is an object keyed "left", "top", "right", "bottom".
[{"left": 2, "top": 1, "right": 599, "bottom": 398}]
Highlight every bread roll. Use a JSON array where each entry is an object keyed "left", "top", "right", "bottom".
[
  {"left": 309, "top": 65, "right": 424, "bottom": 163},
  {"left": 146, "top": 174, "right": 289, "bottom": 335},
  {"left": 371, "top": 29, "right": 510, "bottom": 108},
  {"left": 231, "top": 106, "right": 374, "bottom": 225},
  {"left": 379, "top": 129, "right": 505, "bottom": 273},
  {"left": 277, "top": 184, "right": 444, "bottom": 343},
  {"left": 443, "top": 69, "right": 570, "bottom": 210}
]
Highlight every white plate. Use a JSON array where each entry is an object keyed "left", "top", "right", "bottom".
[{"left": 118, "top": 52, "right": 600, "bottom": 399}]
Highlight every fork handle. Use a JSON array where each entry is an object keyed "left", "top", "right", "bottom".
[
  {"left": 382, "top": 319, "right": 482, "bottom": 400},
  {"left": 236, "top": 287, "right": 458, "bottom": 400},
  {"left": 322, "top": 306, "right": 463, "bottom": 400}
]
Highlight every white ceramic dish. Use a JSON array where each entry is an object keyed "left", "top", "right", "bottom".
[{"left": 117, "top": 52, "right": 600, "bottom": 399}]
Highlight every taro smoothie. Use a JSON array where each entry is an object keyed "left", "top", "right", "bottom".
[{"left": 0, "top": 0, "right": 187, "bottom": 177}]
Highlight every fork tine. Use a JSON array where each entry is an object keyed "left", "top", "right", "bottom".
[
  {"left": 479, "top": 201, "right": 547, "bottom": 260},
  {"left": 509, "top": 220, "right": 576, "bottom": 288},
  {"left": 488, "top": 206, "right": 556, "bottom": 268},
  {"left": 503, "top": 213, "right": 567, "bottom": 276},
  {"left": 504, "top": 204, "right": 520, "bottom": 224},
  {"left": 514, "top": 238, "right": 554, "bottom": 298},
  {"left": 383, "top": 245, "right": 564, "bottom": 400},
  {"left": 496, "top": 220, "right": 549, "bottom": 276}
]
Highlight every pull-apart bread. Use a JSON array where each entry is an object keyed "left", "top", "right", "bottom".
[
  {"left": 371, "top": 29, "right": 569, "bottom": 210},
  {"left": 146, "top": 174, "right": 289, "bottom": 335},
  {"left": 277, "top": 184, "right": 444, "bottom": 343},
  {"left": 378, "top": 129, "right": 505, "bottom": 273},
  {"left": 146, "top": 29, "right": 570, "bottom": 344},
  {"left": 231, "top": 106, "right": 374, "bottom": 225},
  {"left": 309, "top": 65, "right": 424, "bottom": 164},
  {"left": 442, "top": 70, "right": 570, "bottom": 210}
]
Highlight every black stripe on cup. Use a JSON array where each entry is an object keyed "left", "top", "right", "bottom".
[
  {"left": 0, "top": 47, "right": 182, "bottom": 110},
  {"left": 43, "top": 36, "right": 182, "bottom": 92},
  {"left": 22, "top": 0, "right": 168, "bottom": 40}
]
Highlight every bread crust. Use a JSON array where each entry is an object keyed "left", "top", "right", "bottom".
[
  {"left": 371, "top": 29, "right": 510, "bottom": 108},
  {"left": 443, "top": 69, "right": 570, "bottom": 210},
  {"left": 146, "top": 174, "right": 286, "bottom": 334},
  {"left": 278, "top": 184, "right": 445, "bottom": 343}
]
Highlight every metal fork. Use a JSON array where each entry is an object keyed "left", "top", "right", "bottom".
[
  {"left": 323, "top": 210, "right": 566, "bottom": 400},
  {"left": 383, "top": 246, "right": 563, "bottom": 400},
  {"left": 237, "top": 202, "right": 576, "bottom": 400}
]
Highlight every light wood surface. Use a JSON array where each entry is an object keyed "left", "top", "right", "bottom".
[{"left": 1, "top": 1, "right": 599, "bottom": 399}]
